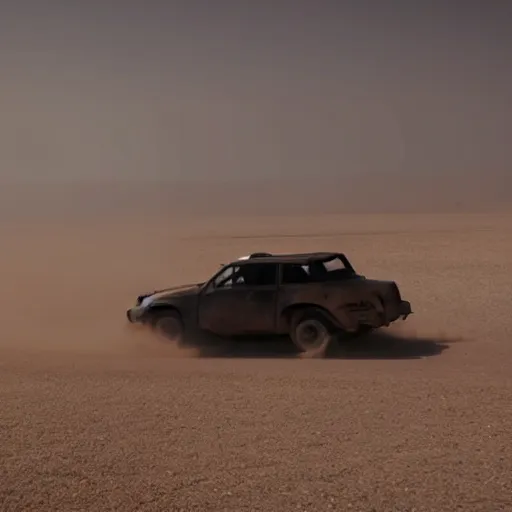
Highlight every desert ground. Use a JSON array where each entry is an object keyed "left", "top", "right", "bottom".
[{"left": 1, "top": 210, "right": 512, "bottom": 511}]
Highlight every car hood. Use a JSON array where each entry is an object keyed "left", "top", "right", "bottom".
[{"left": 138, "top": 283, "right": 203, "bottom": 303}]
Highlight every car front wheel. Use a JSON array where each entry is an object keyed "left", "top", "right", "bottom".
[{"left": 148, "top": 310, "right": 184, "bottom": 344}]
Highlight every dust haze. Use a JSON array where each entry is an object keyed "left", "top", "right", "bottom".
[
  {"left": 1, "top": 2, "right": 511, "bottom": 219},
  {"left": 0, "top": 2, "right": 510, "bottom": 353},
  {"left": 0, "top": 2, "right": 510, "bottom": 357},
  {"left": 2, "top": 4, "right": 512, "bottom": 511}
]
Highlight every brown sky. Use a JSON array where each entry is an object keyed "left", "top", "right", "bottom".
[{"left": 0, "top": 2, "right": 511, "bottom": 213}]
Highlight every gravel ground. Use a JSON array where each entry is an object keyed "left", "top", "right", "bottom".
[{"left": 1, "top": 213, "right": 511, "bottom": 512}]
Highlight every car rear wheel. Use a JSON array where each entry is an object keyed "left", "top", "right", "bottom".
[
  {"left": 148, "top": 310, "right": 184, "bottom": 344},
  {"left": 290, "top": 309, "right": 335, "bottom": 358}
]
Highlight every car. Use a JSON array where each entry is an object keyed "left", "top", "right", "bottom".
[{"left": 126, "top": 251, "right": 412, "bottom": 356}]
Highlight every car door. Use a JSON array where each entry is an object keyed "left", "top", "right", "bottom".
[{"left": 198, "top": 263, "right": 279, "bottom": 336}]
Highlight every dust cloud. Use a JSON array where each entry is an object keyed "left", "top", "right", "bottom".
[{"left": 0, "top": 2, "right": 511, "bottom": 357}]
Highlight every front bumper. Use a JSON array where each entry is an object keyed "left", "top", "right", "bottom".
[{"left": 126, "top": 306, "right": 145, "bottom": 323}]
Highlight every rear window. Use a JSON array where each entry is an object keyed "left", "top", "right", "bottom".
[
  {"left": 281, "top": 256, "right": 353, "bottom": 284},
  {"left": 322, "top": 256, "right": 345, "bottom": 272}
]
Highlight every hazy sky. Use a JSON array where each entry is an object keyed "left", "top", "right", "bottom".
[{"left": 1, "top": 2, "right": 511, "bottom": 182}]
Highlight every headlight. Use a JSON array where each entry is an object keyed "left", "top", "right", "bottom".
[{"left": 140, "top": 295, "right": 154, "bottom": 308}]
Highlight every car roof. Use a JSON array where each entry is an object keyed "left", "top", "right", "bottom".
[{"left": 233, "top": 252, "right": 344, "bottom": 265}]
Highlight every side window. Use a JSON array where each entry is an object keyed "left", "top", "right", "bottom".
[
  {"left": 239, "top": 263, "right": 278, "bottom": 287},
  {"left": 281, "top": 263, "right": 310, "bottom": 284}
]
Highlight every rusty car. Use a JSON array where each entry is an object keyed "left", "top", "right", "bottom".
[{"left": 126, "top": 251, "right": 412, "bottom": 356}]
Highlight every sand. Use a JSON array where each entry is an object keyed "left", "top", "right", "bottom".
[{"left": 1, "top": 210, "right": 512, "bottom": 511}]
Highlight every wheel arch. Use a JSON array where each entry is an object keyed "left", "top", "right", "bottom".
[
  {"left": 280, "top": 303, "right": 341, "bottom": 331},
  {"left": 145, "top": 303, "right": 183, "bottom": 321}
]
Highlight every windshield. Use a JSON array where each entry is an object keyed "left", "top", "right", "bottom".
[{"left": 212, "top": 264, "right": 245, "bottom": 289}]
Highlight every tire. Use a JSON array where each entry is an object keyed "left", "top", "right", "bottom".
[
  {"left": 148, "top": 309, "right": 184, "bottom": 344},
  {"left": 289, "top": 309, "right": 335, "bottom": 358}
]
